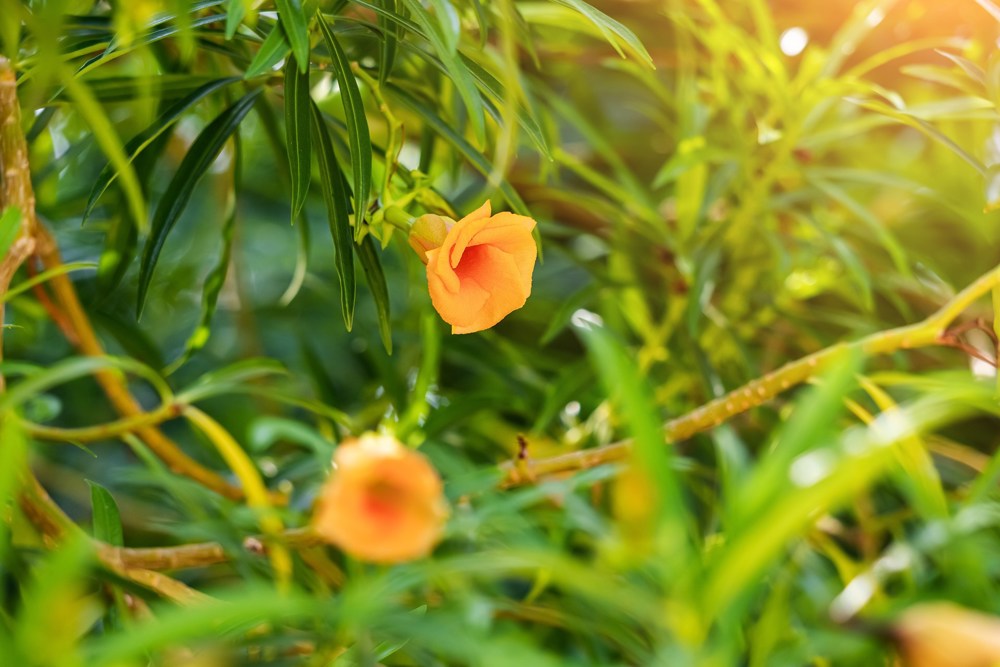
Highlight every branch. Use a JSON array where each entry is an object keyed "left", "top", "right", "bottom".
[
  {"left": 0, "top": 56, "right": 37, "bottom": 391},
  {"left": 498, "top": 265, "right": 1000, "bottom": 487}
]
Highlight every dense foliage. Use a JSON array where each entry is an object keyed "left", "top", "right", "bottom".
[{"left": 2, "top": 0, "right": 1000, "bottom": 664}]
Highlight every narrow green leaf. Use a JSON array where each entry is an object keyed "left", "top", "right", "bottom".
[
  {"left": 87, "top": 481, "right": 124, "bottom": 546},
  {"left": 275, "top": 0, "right": 311, "bottom": 73},
  {"left": 318, "top": 15, "right": 372, "bottom": 233},
  {"left": 386, "top": 83, "right": 529, "bottom": 214},
  {"left": 284, "top": 55, "right": 312, "bottom": 220},
  {"left": 0, "top": 206, "right": 22, "bottom": 260},
  {"left": 357, "top": 234, "right": 392, "bottom": 354},
  {"left": 166, "top": 186, "right": 237, "bottom": 375},
  {"left": 3, "top": 262, "right": 97, "bottom": 305},
  {"left": 96, "top": 203, "right": 137, "bottom": 298},
  {"left": 397, "top": 0, "right": 486, "bottom": 143},
  {"left": 84, "top": 77, "right": 239, "bottom": 225},
  {"left": 62, "top": 73, "right": 148, "bottom": 233},
  {"left": 550, "top": 0, "right": 653, "bottom": 67},
  {"left": 225, "top": 0, "right": 247, "bottom": 38},
  {"left": 311, "top": 102, "right": 357, "bottom": 330},
  {"left": 136, "top": 90, "right": 262, "bottom": 318},
  {"left": 378, "top": 0, "right": 401, "bottom": 84},
  {"left": 177, "top": 358, "right": 288, "bottom": 403},
  {"left": 244, "top": 19, "right": 292, "bottom": 78}
]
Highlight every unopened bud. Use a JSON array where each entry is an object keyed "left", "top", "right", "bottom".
[{"left": 408, "top": 214, "right": 453, "bottom": 264}]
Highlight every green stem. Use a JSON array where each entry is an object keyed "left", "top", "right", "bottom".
[
  {"left": 23, "top": 401, "right": 184, "bottom": 443},
  {"left": 382, "top": 205, "right": 415, "bottom": 232}
]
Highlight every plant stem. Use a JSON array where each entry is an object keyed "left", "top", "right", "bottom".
[
  {"left": 23, "top": 400, "right": 184, "bottom": 443},
  {"left": 498, "top": 264, "right": 1000, "bottom": 487}
]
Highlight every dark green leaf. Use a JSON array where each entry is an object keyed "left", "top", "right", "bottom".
[
  {"left": 378, "top": 0, "right": 401, "bottom": 84},
  {"left": 83, "top": 77, "right": 239, "bottom": 225},
  {"left": 318, "top": 15, "right": 372, "bottom": 234},
  {"left": 275, "top": 0, "right": 311, "bottom": 73},
  {"left": 166, "top": 185, "right": 237, "bottom": 375},
  {"left": 87, "top": 481, "right": 124, "bottom": 546},
  {"left": 311, "top": 101, "right": 357, "bottom": 330},
  {"left": 136, "top": 89, "right": 262, "bottom": 318},
  {"left": 357, "top": 234, "right": 392, "bottom": 354},
  {"left": 284, "top": 55, "right": 312, "bottom": 221}
]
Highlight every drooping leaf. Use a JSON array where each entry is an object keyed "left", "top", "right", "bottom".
[
  {"left": 398, "top": 0, "right": 486, "bottom": 143},
  {"left": 284, "top": 55, "right": 312, "bottom": 221},
  {"left": 275, "top": 0, "right": 311, "bottom": 73},
  {"left": 310, "top": 101, "right": 357, "bottom": 330},
  {"left": 136, "top": 89, "right": 262, "bottom": 318},
  {"left": 386, "top": 83, "right": 529, "bottom": 214},
  {"left": 83, "top": 77, "right": 239, "bottom": 225},
  {"left": 378, "top": 0, "right": 401, "bottom": 84},
  {"left": 318, "top": 15, "right": 372, "bottom": 233},
  {"left": 166, "top": 181, "right": 238, "bottom": 375},
  {"left": 357, "top": 234, "right": 392, "bottom": 354}
]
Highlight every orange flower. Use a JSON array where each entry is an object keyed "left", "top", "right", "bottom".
[
  {"left": 418, "top": 201, "right": 537, "bottom": 334},
  {"left": 311, "top": 433, "right": 448, "bottom": 564},
  {"left": 893, "top": 603, "right": 1000, "bottom": 667}
]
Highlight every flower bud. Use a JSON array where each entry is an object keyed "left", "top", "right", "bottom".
[{"left": 408, "top": 214, "right": 454, "bottom": 264}]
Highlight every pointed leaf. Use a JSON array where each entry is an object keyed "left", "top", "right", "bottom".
[
  {"left": 311, "top": 102, "right": 356, "bottom": 330},
  {"left": 318, "top": 16, "right": 372, "bottom": 233},
  {"left": 275, "top": 0, "right": 311, "bottom": 73},
  {"left": 244, "top": 20, "right": 292, "bottom": 78},
  {"left": 551, "top": 0, "right": 653, "bottom": 67},
  {"left": 284, "top": 55, "right": 312, "bottom": 220},
  {"left": 87, "top": 481, "right": 124, "bottom": 546},
  {"left": 357, "top": 234, "right": 392, "bottom": 354},
  {"left": 83, "top": 77, "right": 238, "bottom": 225},
  {"left": 137, "top": 89, "right": 262, "bottom": 318}
]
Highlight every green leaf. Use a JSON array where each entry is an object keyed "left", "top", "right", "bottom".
[
  {"left": 275, "top": 0, "right": 311, "bottom": 73},
  {"left": 87, "top": 481, "right": 124, "bottom": 546},
  {"left": 577, "top": 317, "right": 688, "bottom": 557},
  {"left": 318, "top": 15, "right": 372, "bottom": 233},
  {"left": 378, "top": 0, "right": 401, "bottom": 84},
  {"left": 397, "top": 0, "right": 486, "bottom": 143},
  {"left": 166, "top": 184, "right": 237, "bottom": 375},
  {"left": 0, "top": 206, "right": 22, "bottom": 260},
  {"left": 95, "top": 203, "right": 137, "bottom": 298},
  {"left": 541, "top": 0, "right": 653, "bottom": 67},
  {"left": 357, "top": 234, "right": 392, "bottom": 354},
  {"left": 386, "top": 83, "right": 529, "bottom": 214},
  {"left": 3, "top": 262, "right": 97, "bottom": 305},
  {"left": 244, "top": 19, "right": 291, "bottom": 78},
  {"left": 83, "top": 77, "right": 239, "bottom": 225},
  {"left": 284, "top": 54, "right": 312, "bottom": 221},
  {"left": 62, "top": 73, "right": 148, "bottom": 234},
  {"left": 225, "top": 0, "right": 247, "bottom": 38},
  {"left": 177, "top": 358, "right": 288, "bottom": 403},
  {"left": 136, "top": 89, "right": 262, "bottom": 318},
  {"left": 311, "top": 101, "right": 357, "bottom": 330}
]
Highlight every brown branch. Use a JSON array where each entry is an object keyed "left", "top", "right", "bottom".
[
  {"left": 0, "top": 56, "right": 37, "bottom": 391},
  {"left": 498, "top": 265, "right": 1000, "bottom": 487}
]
